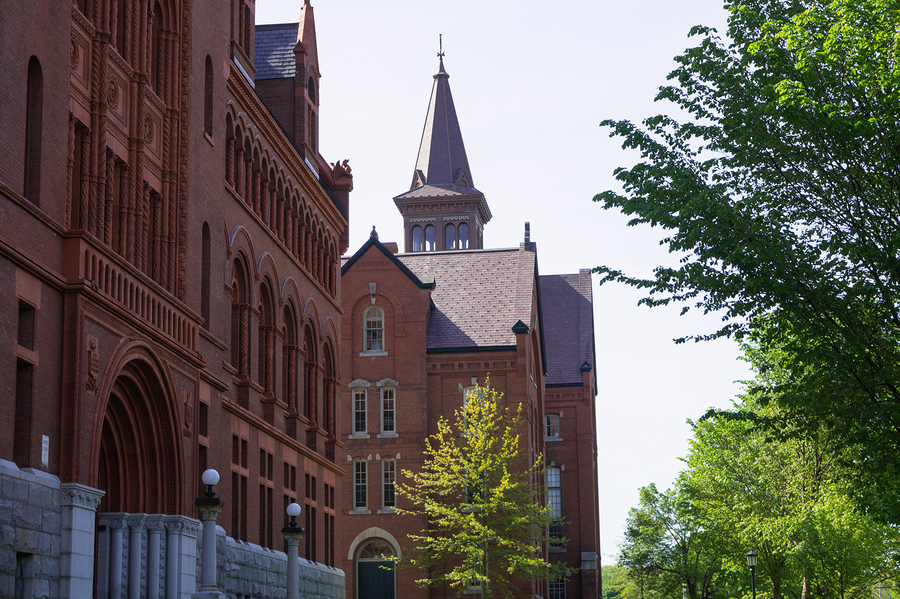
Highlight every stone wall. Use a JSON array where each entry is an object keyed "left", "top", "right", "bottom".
[
  {"left": 0, "top": 459, "right": 61, "bottom": 599},
  {"left": 211, "top": 526, "right": 346, "bottom": 599}
]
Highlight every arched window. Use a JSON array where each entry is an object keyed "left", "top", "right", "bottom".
[
  {"left": 204, "top": 55, "right": 213, "bottom": 136},
  {"left": 459, "top": 223, "right": 469, "bottom": 249},
  {"left": 445, "top": 224, "right": 456, "bottom": 250},
  {"left": 424, "top": 225, "right": 435, "bottom": 251},
  {"left": 411, "top": 226, "right": 422, "bottom": 252},
  {"left": 24, "top": 57, "right": 43, "bottom": 204},
  {"left": 363, "top": 306, "right": 384, "bottom": 353}
]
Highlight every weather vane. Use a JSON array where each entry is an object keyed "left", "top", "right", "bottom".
[{"left": 438, "top": 34, "right": 444, "bottom": 60}]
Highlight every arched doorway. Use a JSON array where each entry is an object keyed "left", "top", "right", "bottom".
[
  {"left": 357, "top": 540, "right": 395, "bottom": 599},
  {"left": 96, "top": 357, "right": 183, "bottom": 514}
]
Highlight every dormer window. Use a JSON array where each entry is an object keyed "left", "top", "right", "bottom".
[{"left": 363, "top": 305, "right": 386, "bottom": 355}]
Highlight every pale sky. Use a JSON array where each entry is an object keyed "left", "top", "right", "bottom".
[{"left": 256, "top": 0, "right": 749, "bottom": 565}]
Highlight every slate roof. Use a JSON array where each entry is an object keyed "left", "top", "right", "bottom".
[
  {"left": 394, "top": 183, "right": 483, "bottom": 201},
  {"left": 255, "top": 23, "right": 298, "bottom": 80},
  {"left": 411, "top": 58, "right": 476, "bottom": 191},
  {"left": 540, "top": 271, "right": 595, "bottom": 386},
  {"left": 396, "top": 246, "right": 538, "bottom": 350}
]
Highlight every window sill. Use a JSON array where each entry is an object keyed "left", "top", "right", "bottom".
[
  {"left": 349, "top": 433, "right": 370, "bottom": 439},
  {"left": 549, "top": 546, "right": 566, "bottom": 553},
  {"left": 464, "top": 588, "right": 483, "bottom": 595},
  {"left": 359, "top": 350, "right": 388, "bottom": 357},
  {"left": 376, "top": 508, "right": 396, "bottom": 514},
  {"left": 349, "top": 508, "right": 370, "bottom": 515},
  {"left": 377, "top": 433, "right": 398, "bottom": 439},
  {"left": 545, "top": 437, "right": 563, "bottom": 443}
]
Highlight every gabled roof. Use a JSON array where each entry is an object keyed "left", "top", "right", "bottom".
[
  {"left": 411, "top": 57, "right": 476, "bottom": 192},
  {"left": 395, "top": 246, "right": 538, "bottom": 351},
  {"left": 540, "top": 271, "right": 596, "bottom": 386},
  {"left": 341, "top": 232, "right": 436, "bottom": 291},
  {"left": 255, "top": 23, "right": 299, "bottom": 80}
]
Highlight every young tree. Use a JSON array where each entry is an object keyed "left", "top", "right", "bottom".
[
  {"left": 394, "top": 383, "right": 567, "bottom": 596},
  {"left": 595, "top": 0, "right": 900, "bottom": 522}
]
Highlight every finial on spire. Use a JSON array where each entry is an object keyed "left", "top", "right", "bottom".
[
  {"left": 370, "top": 226, "right": 379, "bottom": 240},
  {"left": 438, "top": 34, "right": 444, "bottom": 61}
]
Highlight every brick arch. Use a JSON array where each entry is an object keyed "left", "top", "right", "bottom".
[
  {"left": 347, "top": 528, "right": 403, "bottom": 560},
  {"left": 91, "top": 341, "right": 185, "bottom": 514}
]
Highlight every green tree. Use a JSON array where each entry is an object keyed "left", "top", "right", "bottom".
[
  {"left": 595, "top": 0, "right": 900, "bottom": 522},
  {"left": 394, "top": 383, "right": 567, "bottom": 596},
  {"left": 618, "top": 481, "right": 730, "bottom": 599}
]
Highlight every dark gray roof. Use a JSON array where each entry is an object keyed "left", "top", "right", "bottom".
[
  {"left": 411, "top": 58, "right": 476, "bottom": 191},
  {"left": 396, "top": 246, "right": 537, "bottom": 350},
  {"left": 255, "top": 23, "right": 298, "bottom": 80},
  {"left": 540, "top": 271, "right": 595, "bottom": 386}
]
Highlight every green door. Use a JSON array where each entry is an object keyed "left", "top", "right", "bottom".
[{"left": 358, "top": 561, "right": 394, "bottom": 599}]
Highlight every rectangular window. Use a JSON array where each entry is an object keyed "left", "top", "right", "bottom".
[
  {"left": 547, "top": 467, "right": 563, "bottom": 546},
  {"left": 545, "top": 414, "right": 560, "bottom": 438},
  {"left": 381, "top": 388, "right": 395, "bottom": 433},
  {"left": 382, "top": 458, "right": 396, "bottom": 508},
  {"left": 354, "top": 388, "right": 367, "bottom": 434},
  {"left": 354, "top": 460, "right": 367, "bottom": 509},
  {"left": 549, "top": 574, "right": 566, "bottom": 599}
]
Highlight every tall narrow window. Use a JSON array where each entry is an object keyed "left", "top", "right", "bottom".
[
  {"left": 445, "top": 224, "right": 456, "bottom": 250},
  {"left": 204, "top": 55, "right": 214, "bottom": 136},
  {"left": 424, "top": 225, "right": 435, "bottom": 251},
  {"left": 411, "top": 226, "right": 422, "bottom": 252},
  {"left": 24, "top": 57, "right": 43, "bottom": 204},
  {"left": 381, "top": 388, "right": 395, "bottom": 434},
  {"left": 459, "top": 223, "right": 469, "bottom": 249},
  {"left": 547, "top": 466, "right": 563, "bottom": 547},
  {"left": 201, "top": 223, "right": 211, "bottom": 329},
  {"left": 549, "top": 574, "right": 566, "bottom": 599},
  {"left": 354, "top": 460, "right": 367, "bottom": 509},
  {"left": 363, "top": 306, "right": 384, "bottom": 353},
  {"left": 353, "top": 388, "right": 367, "bottom": 434},
  {"left": 382, "top": 457, "right": 396, "bottom": 509}
]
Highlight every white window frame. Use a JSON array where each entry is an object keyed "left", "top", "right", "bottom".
[
  {"left": 361, "top": 305, "right": 387, "bottom": 356},
  {"left": 353, "top": 388, "right": 367, "bottom": 435},
  {"left": 545, "top": 413, "right": 561, "bottom": 440},
  {"left": 380, "top": 387, "right": 396, "bottom": 435},
  {"left": 547, "top": 466, "right": 563, "bottom": 550},
  {"left": 353, "top": 459, "right": 368, "bottom": 511},
  {"left": 382, "top": 457, "right": 396, "bottom": 510}
]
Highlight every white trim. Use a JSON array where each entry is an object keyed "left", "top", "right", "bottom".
[{"left": 347, "top": 527, "right": 403, "bottom": 560}]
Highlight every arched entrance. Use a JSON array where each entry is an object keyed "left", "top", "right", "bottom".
[
  {"left": 357, "top": 540, "right": 395, "bottom": 599},
  {"left": 95, "top": 355, "right": 183, "bottom": 515}
]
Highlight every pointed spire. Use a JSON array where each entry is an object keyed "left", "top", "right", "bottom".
[{"left": 410, "top": 41, "right": 474, "bottom": 191}]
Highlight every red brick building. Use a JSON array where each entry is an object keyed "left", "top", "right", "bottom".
[
  {"left": 338, "top": 56, "right": 600, "bottom": 599},
  {"left": 0, "top": 0, "right": 349, "bottom": 595}
]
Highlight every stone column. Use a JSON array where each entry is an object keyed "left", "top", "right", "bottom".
[
  {"left": 59, "top": 483, "right": 104, "bottom": 599},
  {"left": 127, "top": 514, "right": 147, "bottom": 599},
  {"left": 167, "top": 515, "right": 201, "bottom": 599},
  {"left": 146, "top": 516, "right": 165, "bottom": 599}
]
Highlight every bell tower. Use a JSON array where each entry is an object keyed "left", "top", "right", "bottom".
[{"left": 393, "top": 47, "right": 492, "bottom": 252}]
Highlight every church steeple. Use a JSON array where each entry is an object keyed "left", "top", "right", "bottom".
[{"left": 394, "top": 47, "right": 492, "bottom": 252}]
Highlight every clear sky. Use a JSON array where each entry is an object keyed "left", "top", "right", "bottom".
[{"left": 256, "top": 0, "right": 750, "bottom": 565}]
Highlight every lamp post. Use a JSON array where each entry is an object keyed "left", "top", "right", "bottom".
[
  {"left": 746, "top": 550, "right": 758, "bottom": 599},
  {"left": 282, "top": 503, "right": 305, "bottom": 599},
  {"left": 195, "top": 469, "right": 224, "bottom": 597}
]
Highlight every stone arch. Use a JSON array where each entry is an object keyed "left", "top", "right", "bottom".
[
  {"left": 347, "top": 528, "right": 403, "bottom": 560},
  {"left": 91, "top": 341, "right": 184, "bottom": 514}
]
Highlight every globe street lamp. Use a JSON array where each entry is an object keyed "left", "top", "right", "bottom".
[
  {"left": 746, "top": 550, "right": 758, "bottom": 599},
  {"left": 195, "top": 469, "right": 224, "bottom": 596},
  {"left": 282, "top": 503, "right": 305, "bottom": 599}
]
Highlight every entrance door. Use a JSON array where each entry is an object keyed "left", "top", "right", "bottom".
[{"left": 357, "top": 541, "right": 395, "bottom": 599}]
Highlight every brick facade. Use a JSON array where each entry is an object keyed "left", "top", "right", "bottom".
[{"left": 0, "top": 0, "right": 349, "bottom": 595}]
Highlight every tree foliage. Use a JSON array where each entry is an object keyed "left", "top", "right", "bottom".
[
  {"left": 394, "top": 383, "right": 567, "bottom": 596},
  {"left": 595, "top": 0, "right": 900, "bottom": 521}
]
